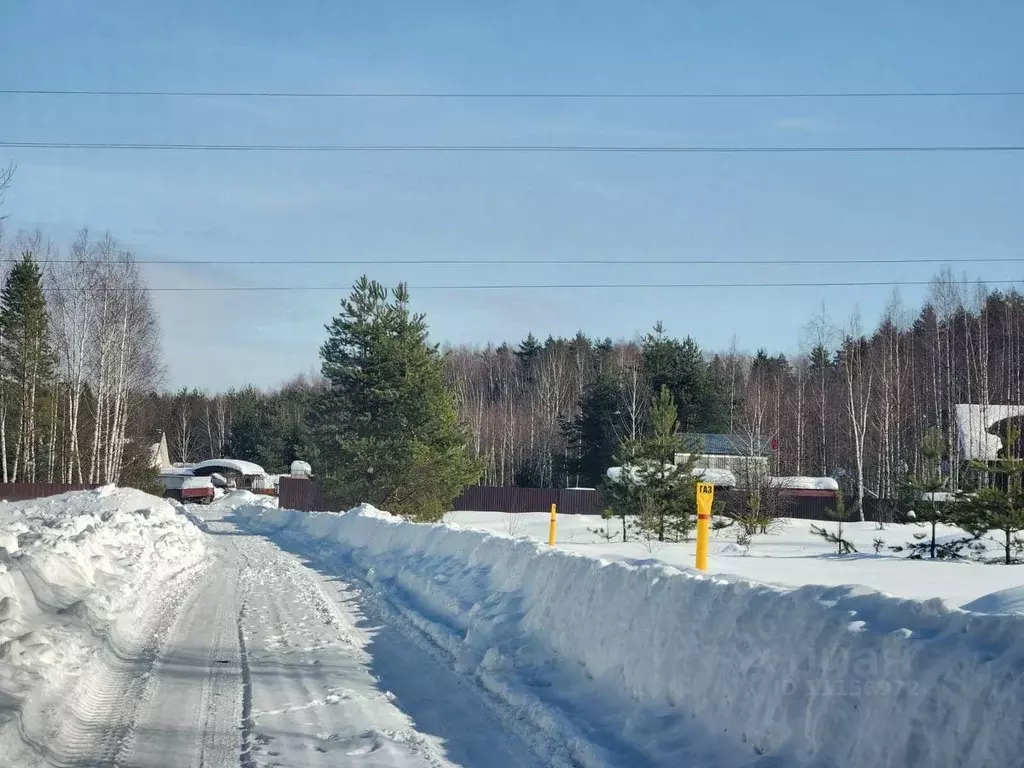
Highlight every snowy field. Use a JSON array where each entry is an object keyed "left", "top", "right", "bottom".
[
  {"left": 446, "top": 511, "right": 1024, "bottom": 608},
  {"left": 3, "top": 489, "right": 1023, "bottom": 767}
]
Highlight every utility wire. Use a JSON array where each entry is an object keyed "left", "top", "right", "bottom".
[
  {"left": 3, "top": 141, "right": 1022, "bottom": 153},
  {"left": 45, "top": 279, "right": 1024, "bottom": 293},
  {"left": 13, "top": 257, "right": 1024, "bottom": 266},
  {"left": 2, "top": 88, "right": 1023, "bottom": 99}
]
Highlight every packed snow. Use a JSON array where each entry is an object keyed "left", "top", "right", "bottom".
[
  {"left": 6, "top": 487, "right": 1023, "bottom": 767},
  {"left": 3, "top": 490, "right": 551, "bottom": 767},
  {"left": 237, "top": 501, "right": 1024, "bottom": 768},
  {"left": 0, "top": 488, "right": 206, "bottom": 762}
]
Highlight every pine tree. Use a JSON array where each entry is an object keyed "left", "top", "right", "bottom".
[
  {"left": 603, "top": 386, "right": 698, "bottom": 544},
  {"left": 810, "top": 491, "right": 857, "bottom": 555},
  {"left": 0, "top": 252, "right": 54, "bottom": 481},
  {"left": 314, "top": 277, "right": 481, "bottom": 521},
  {"left": 601, "top": 416, "right": 642, "bottom": 543},
  {"left": 282, "top": 419, "right": 313, "bottom": 467},
  {"left": 641, "top": 323, "right": 727, "bottom": 433},
  {"left": 119, "top": 434, "right": 165, "bottom": 496},
  {"left": 952, "top": 424, "right": 1024, "bottom": 565},
  {"left": 899, "top": 427, "right": 949, "bottom": 559},
  {"left": 571, "top": 373, "right": 622, "bottom": 487},
  {"left": 225, "top": 389, "right": 285, "bottom": 471},
  {"left": 515, "top": 333, "right": 542, "bottom": 373}
]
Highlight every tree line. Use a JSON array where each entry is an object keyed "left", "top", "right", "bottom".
[
  {"left": 162, "top": 272, "right": 1024, "bottom": 515},
  {"left": 447, "top": 273, "right": 1024, "bottom": 512},
  {"left": 0, "top": 228, "right": 162, "bottom": 485},
  {"left": 145, "top": 376, "right": 324, "bottom": 474}
]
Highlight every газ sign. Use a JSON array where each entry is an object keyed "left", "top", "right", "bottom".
[{"left": 695, "top": 482, "right": 715, "bottom": 571}]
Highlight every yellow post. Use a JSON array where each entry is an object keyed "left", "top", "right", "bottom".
[
  {"left": 548, "top": 503, "right": 557, "bottom": 546},
  {"left": 695, "top": 482, "right": 715, "bottom": 571}
]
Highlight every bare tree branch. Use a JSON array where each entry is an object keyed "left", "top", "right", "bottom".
[{"left": 0, "top": 163, "right": 14, "bottom": 219}]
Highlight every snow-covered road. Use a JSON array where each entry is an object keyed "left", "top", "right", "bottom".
[
  {"left": 9, "top": 491, "right": 1022, "bottom": 768},
  {"left": 14, "top": 505, "right": 545, "bottom": 768}
]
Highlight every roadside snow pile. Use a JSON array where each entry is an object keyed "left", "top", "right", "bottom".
[
  {"left": 215, "top": 488, "right": 278, "bottom": 513},
  {"left": 961, "top": 585, "right": 1024, "bottom": 614},
  {"left": 236, "top": 503, "right": 1024, "bottom": 768},
  {"left": 0, "top": 488, "right": 205, "bottom": 738},
  {"left": 449, "top": 511, "right": 1024, "bottom": 604}
]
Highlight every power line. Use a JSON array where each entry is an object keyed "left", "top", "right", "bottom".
[
  {"left": 3, "top": 141, "right": 1022, "bottom": 154},
  {"left": 47, "top": 279, "right": 1023, "bottom": 293},
  {"left": 15, "top": 257, "right": 1024, "bottom": 266},
  {"left": 2, "top": 88, "right": 1023, "bottom": 100}
]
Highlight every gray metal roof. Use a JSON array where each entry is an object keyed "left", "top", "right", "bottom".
[{"left": 680, "top": 433, "right": 771, "bottom": 456}]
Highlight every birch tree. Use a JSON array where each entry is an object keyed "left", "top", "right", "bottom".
[
  {"left": 841, "top": 312, "right": 874, "bottom": 521},
  {"left": 0, "top": 163, "right": 12, "bottom": 219},
  {"left": 48, "top": 231, "right": 97, "bottom": 482},
  {"left": 84, "top": 239, "right": 163, "bottom": 484}
]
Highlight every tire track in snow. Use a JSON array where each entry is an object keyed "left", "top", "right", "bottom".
[
  {"left": 16, "top": 560, "right": 209, "bottom": 767},
  {"left": 242, "top": 531, "right": 555, "bottom": 768},
  {"left": 237, "top": 604, "right": 256, "bottom": 768},
  {"left": 107, "top": 527, "right": 245, "bottom": 768}
]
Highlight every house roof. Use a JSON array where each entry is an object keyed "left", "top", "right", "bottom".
[
  {"left": 679, "top": 433, "right": 771, "bottom": 457},
  {"left": 192, "top": 458, "right": 266, "bottom": 477},
  {"left": 606, "top": 465, "right": 737, "bottom": 487},
  {"left": 955, "top": 404, "right": 1024, "bottom": 461}
]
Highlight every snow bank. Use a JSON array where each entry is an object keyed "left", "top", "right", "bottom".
[
  {"left": 0, "top": 488, "right": 206, "bottom": 743},
  {"left": 236, "top": 502, "right": 1024, "bottom": 768},
  {"left": 215, "top": 489, "right": 278, "bottom": 513},
  {"left": 770, "top": 476, "right": 839, "bottom": 491},
  {"left": 961, "top": 585, "right": 1024, "bottom": 614}
]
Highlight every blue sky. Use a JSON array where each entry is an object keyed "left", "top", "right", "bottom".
[{"left": 2, "top": 1, "right": 1022, "bottom": 390}]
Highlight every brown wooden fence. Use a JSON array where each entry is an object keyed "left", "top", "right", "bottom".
[
  {"left": 278, "top": 476, "right": 332, "bottom": 512},
  {"left": 277, "top": 478, "right": 902, "bottom": 523},
  {"left": 452, "top": 486, "right": 606, "bottom": 515},
  {"left": 0, "top": 483, "right": 100, "bottom": 502},
  {"left": 277, "top": 480, "right": 607, "bottom": 515}
]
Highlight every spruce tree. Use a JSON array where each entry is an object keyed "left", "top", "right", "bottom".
[
  {"left": 603, "top": 386, "right": 698, "bottom": 544},
  {"left": 571, "top": 373, "right": 622, "bottom": 488},
  {"left": 952, "top": 424, "right": 1024, "bottom": 564},
  {"left": 225, "top": 389, "right": 285, "bottom": 471},
  {"left": 810, "top": 491, "right": 857, "bottom": 555},
  {"left": 515, "top": 333, "right": 542, "bottom": 372},
  {"left": 314, "top": 277, "right": 480, "bottom": 521},
  {"left": 0, "top": 252, "right": 54, "bottom": 481},
  {"left": 641, "top": 323, "right": 728, "bottom": 433},
  {"left": 900, "top": 427, "right": 949, "bottom": 559},
  {"left": 282, "top": 419, "right": 313, "bottom": 468}
]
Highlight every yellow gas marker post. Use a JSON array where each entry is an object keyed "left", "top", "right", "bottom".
[
  {"left": 548, "top": 503, "right": 557, "bottom": 545},
  {"left": 695, "top": 483, "right": 715, "bottom": 571}
]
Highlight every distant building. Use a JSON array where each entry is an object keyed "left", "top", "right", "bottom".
[
  {"left": 676, "top": 433, "right": 771, "bottom": 487},
  {"left": 290, "top": 460, "right": 312, "bottom": 479},
  {"left": 190, "top": 459, "right": 267, "bottom": 491},
  {"left": 149, "top": 432, "right": 172, "bottom": 473},
  {"left": 955, "top": 404, "right": 1024, "bottom": 462}
]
